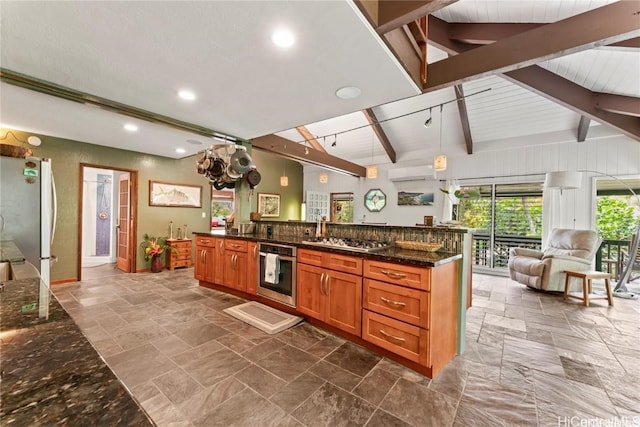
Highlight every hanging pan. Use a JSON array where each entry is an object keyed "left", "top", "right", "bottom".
[
  {"left": 245, "top": 168, "right": 261, "bottom": 188},
  {"left": 230, "top": 147, "right": 253, "bottom": 174}
]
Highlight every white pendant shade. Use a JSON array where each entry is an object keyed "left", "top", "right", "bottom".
[
  {"left": 366, "top": 165, "right": 378, "bottom": 179},
  {"left": 545, "top": 171, "right": 582, "bottom": 191},
  {"left": 434, "top": 154, "right": 447, "bottom": 172},
  {"left": 319, "top": 171, "right": 328, "bottom": 183},
  {"left": 280, "top": 175, "right": 289, "bottom": 186}
]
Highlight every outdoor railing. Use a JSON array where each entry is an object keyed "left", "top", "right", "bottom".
[{"left": 472, "top": 235, "right": 632, "bottom": 274}]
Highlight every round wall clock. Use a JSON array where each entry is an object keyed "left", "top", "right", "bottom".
[{"left": 364, "top": 188, "right": 386, "bottom": 212}]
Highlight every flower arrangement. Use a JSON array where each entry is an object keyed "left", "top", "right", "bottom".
[{"left": 140, "top": 234, "right": 171, "bottom": 261}]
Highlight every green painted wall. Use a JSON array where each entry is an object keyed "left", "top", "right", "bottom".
[{"left": 1, "top": 129, "right": 302, "bottom": 281}]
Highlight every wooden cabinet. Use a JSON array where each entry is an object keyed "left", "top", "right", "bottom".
[
  {"left": 298, "top": 248, "right": 363, "bottom": 275},
  {"left": 194, "top": 237, "right": 215, "bottom": 282},
  {"left": 166, "top": 239, "right": 192, "bottom": 270},
  {"left": 214, "top": 238, "right": 225, "bottom": 285},
  {"left": 362, "top": 258, "right": 457, "bottom": 377},
  {"left": 246, "top": 241, "right": 258, "bottom": 295},
  {"left": 223, "top": 238, "right": 248, "bottom": 291},
  {"left": 297, "top": 250, "right": 362, "bottom": 336}
]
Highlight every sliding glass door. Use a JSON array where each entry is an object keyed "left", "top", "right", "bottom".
[{"left": 456, "top": 182, "right": 543, "bottom": 273}]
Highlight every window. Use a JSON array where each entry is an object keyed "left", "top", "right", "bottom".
[
  {"left": 457, "top": 182, "right": 543, "bottom": 270},
  {"left": 330, "top": 192, "right": 354, "bottom": 223},
  {"left": 211, "top": 188, "right": 234, "bottom": 229}
]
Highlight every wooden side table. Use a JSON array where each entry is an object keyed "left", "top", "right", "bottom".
[
  {"left": 166, "top": 238, "right": 192, "bottom": 270},
  {"left": 564, "top": 270, "right": 613, "bottom": 307}
]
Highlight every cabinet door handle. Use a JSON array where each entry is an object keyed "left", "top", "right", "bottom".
[
  {"left": 219, "top": 241, "right": 224, "bottom": 250},
  {"left": 233, "top": 254, "right": 237, "bottom": 269},
  {"left": 201, "top": 249, "right": 206, "bottom": 263},
  {"left": 230, "top": 243, "right": 241, "bottom": 248},
  {"left": 380, "top": 270, "right": 407, "bottom": 279},
  {"left": 379, "top": 329, "right": 406, "bottom": 343},
  {"left": 380, "top": 296, "right": 406, "bottom": 307},
  {"left": 200, "top": 239, "right": 211, "bottom": 244},
  {"left": 320, "top": 273, "right": 325, "bottom": 295},
  {"left": 324, "top": 274, "right": 330, "bottom": 295},
  {"left": 253, "top": 246, "right": 258, "bottom": 259}
]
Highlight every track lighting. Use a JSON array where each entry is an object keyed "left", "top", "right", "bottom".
[
  {"left": 424, "top": 108, "right": 432, "bottom": 128},
  {"left": 331, "top": 134, "right": 337, "bottom": 148}
]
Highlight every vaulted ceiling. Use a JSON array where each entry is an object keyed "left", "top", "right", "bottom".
[{"left": 1, "top": 1, "right": 638, "bottom": 175}]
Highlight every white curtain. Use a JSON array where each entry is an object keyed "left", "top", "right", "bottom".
[{"left": 441, "top": 181, "right": 460, "bottom": 222}]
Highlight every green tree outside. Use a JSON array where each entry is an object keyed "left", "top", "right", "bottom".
[{"left": 596, "top": 196, "right": 637, "bottom": 240}]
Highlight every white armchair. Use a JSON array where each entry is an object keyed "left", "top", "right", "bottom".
[{"left": 508, "top": 228, "right": 602, "bottom": 292}]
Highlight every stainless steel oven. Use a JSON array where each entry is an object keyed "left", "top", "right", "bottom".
[{"left": 257, "top": 243, "right": 297, "bottom": 307}]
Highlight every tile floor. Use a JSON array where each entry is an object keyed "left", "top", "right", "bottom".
[{"left": 53, "top": 267, "right": 640, "bottom": 427}]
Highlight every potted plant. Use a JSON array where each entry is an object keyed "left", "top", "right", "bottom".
[{"left": 140, "top": 234, "right": 173, "bottom": 273}]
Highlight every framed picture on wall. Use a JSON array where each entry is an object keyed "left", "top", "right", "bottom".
[
  {"left": 149, "top": 181, "right": 202, "bottom": 207},
  {"left": 258, "top": 192, "right": 281, "bottom": 217},
  {"left": 364, "top": 188, "right": 386, "bottom": 212}
]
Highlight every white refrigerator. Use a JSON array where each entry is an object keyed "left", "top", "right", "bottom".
[{"left": 0, "top": 155, "right": 56, "bottom": 286}]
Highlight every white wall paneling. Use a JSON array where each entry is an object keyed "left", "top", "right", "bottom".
[{"left": 303, "top": 136, "right": 640, "bottom": 230}]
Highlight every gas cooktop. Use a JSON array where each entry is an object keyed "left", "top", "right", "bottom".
[{"left": 302, "top": 237, "right": 390, "bottom": 253}]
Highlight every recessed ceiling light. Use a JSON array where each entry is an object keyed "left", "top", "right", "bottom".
[
  {"left": 178, "top": 89, "right": 196, "bottom": 101},
  {"left": 271, "top": 29, "right": 295, "bottom": 48},
  {"left": 176, "top": 148, "right": 186, "bottom": 154},
  {"left": 335, "top": 86, "right": 361, "bottom": 100},
  {"left": 123, "top": 123, "right": 138, "bottom": 132}
]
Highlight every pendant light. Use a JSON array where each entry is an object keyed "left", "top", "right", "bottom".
[
  {"left": 319, "top": 171, "right": 328, "bottom": 183},
  {"left": 280, "top": 143, "right": 289, "bottom": 186},
  {"left": 366, "top": 133, "right": 377, "bottom": 179},
  {"left": 434, "top": 105, "right": 447, "bottom": 172}
]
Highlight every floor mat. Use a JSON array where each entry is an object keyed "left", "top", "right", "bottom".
[{"left": 223, "top": 301, "right": 303, "bottom": 334}]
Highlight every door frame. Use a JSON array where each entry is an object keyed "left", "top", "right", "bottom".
[{"left": 77, "top": 163, "right": 138, "bottom": 280}]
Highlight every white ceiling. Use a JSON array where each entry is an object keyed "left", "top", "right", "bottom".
[{"left": 1, "top": 0, "right": 638, "bottom": 166}]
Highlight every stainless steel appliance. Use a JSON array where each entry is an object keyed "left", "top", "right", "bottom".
[
  {"left": 257, "top": 242, "right": 296, "bottom": 307},
  {"left": 302, "top": 237, "right": 389, "bottom": 253},
  {"left": 0, "top": 156, "right": 56, "bottom": 287}
]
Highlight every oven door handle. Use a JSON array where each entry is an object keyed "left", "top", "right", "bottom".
[{"left": 259, "top": 252, "right": 295, "bottom": 262}]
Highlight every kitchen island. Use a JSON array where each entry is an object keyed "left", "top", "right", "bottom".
[
  {"left": 192, "top": 227, "right": 467, "bottom": 378},
  {"left": 0, "top": 258, "right": 153, "bottom": 425}
]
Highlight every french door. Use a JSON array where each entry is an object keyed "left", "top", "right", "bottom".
[{"left": 457, "top": 182, "right": 543, "bottom": 272}]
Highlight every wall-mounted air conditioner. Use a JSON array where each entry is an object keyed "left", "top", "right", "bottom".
[{"left": 387, "top": 166, "right": 434, "bottom": 182}]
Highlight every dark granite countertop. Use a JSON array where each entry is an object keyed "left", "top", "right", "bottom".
[
  {"left": 0, "top": 240, "right": 26, "bottom": 263},
  {"left": 192, "top": 231, "right": 462, "bottom": 267},
  {"left": 0, "top": 278, "right": 153, "bottom": 425}
]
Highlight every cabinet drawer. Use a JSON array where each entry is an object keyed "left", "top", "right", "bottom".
[
  {"left": 363, "top": 260, "right": 430, "bottom": 291},
  {"left": 170, "top": 251, "right": 191, "bottom": 261},
  {"left": 225, "top": 239, "right": 248, "bottom": 251},
  {"left": 298, "top": 248, "right": 324, "bottom": 266},
  {"left": 298, "top": 248, "right": 362, "bottom": 275},
  {"left": 326, "top": 252, "right": 362, "bottom": 275},
  {"left": 171, "top": 259, "right": 191, "bottom": 268},
  {"left": 195, "top": 236, "right": 216, "bottom": 247},
  {"left": 363, "top": 279, "right": 428, "bottom": 328},
  {"left": 362, "top": 310, "right": 429, "bottom": 365}
]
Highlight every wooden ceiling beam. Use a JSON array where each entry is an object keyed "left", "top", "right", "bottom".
[
  {"left": 503, "top": 66, "right": 640, "bottom": 141},
  {"left": 454, "top": 85, "right": 473, "bottom": 154},
  {"left": 371, "top": 0, "right": 457, "bottom": 35},
  {"left": 423, "top": 1, "right": 640, "bottom": 92},
  {"left": 251, "top": 134, "right": 366, "bottom": 177},
  {"left": 577, "top": 116, "right": 590, "bottom": 142},
  {"left": 295, "top": 126, "right": 327, "bottom": 153},
  {"left": 363, "top": 108, "right": 397, "bottom": 163},
  {"left": 447, "top": 24, "right": 640, "bottom": 49},
  {"left": 427, "top": 14, "right": 640, "bottom": 142},
  {"left": 595, "top": 93, "right": 640, "bottom": 117}
]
